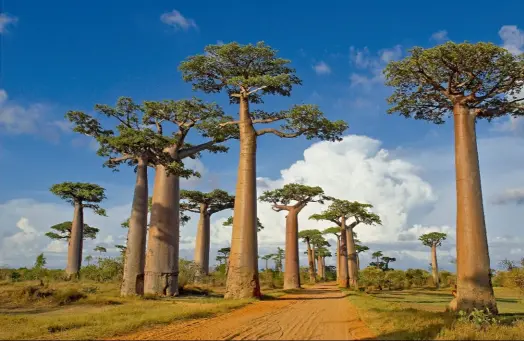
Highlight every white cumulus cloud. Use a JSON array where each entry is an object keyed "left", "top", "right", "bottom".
[
  {"left": 160, "top": 10, "right": 198, "bottom": 31},
  {"left": 313, "top": 61, "right": 331, "bottom": 75}
]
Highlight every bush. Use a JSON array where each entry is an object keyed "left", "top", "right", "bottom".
[
  {"left": 260, "top": 269, "right": 283, "bottom": 289},
  {"left": 80, "top": 258, "right": 123, "bottom": 282},
  {"left": 178, "top": 259, "right": 199, "bottom": 290},
  {"left": 439, "top": 270, "right": 456, "bottom": 288},
  {"left": 405, "top": 268, "right": 430, "bottom": 287},
  {"left": 384, "top": 270, "right": 407, "bottom": 290},
  {"left": 360, "top": 267, "right": 385, "bottom": 290}
]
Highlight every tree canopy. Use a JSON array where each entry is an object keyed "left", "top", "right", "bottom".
[
  {"left": 259, "top": 183, "right": 332, "bottom": 211},
  {"left": 223, "top": 216, "right": 264, "bottom": 231},
  {"left": 309, "top": 200, "right": 381, "bottom": 228},
  {"left": 355, "top": 244, "right": 370, "bottom": 254},
  {"left": 94, "top": 246, "right": 107, "bottom": 253},
  {"left": 67, "top": 97, "right": 239, "bottom": 178},
  {"left": 50, "top": 182, "right": 107, "bottom": 215},
  {"left": 180, "top": 189, "right": 235, "bottom": 214},
  {"left": 298, "top": 229, "right": 322, "bottom": 242},
  {"left": 45, "top": 221, "right": 99, "bottom": 240},
  {"left": 419, "top": 232, "right": 448, "bottom": 247},
  {"left": 179, "top": 41, "right": 348, "bottom": 141},
  {"left": 384, "top": 42, "right": 524, "bottom": 123}
]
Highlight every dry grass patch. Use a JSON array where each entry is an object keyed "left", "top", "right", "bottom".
[
  {"left": 0, "top": 281, "right": 252, "bottom": 340},
  {"left": 346, "top": 287, "right": 524, "bottom": 340}
]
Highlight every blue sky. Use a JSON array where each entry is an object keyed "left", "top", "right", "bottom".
[{"left": 1, "top": 1, "right": 524, "bottom": 269}]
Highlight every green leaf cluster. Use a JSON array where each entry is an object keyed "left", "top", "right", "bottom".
[
  {"left": 45, "top": 221, "right": 99, "bottom": 240},
  {"left": 50, "top": 182, "right": 107, "bottom": 216}
]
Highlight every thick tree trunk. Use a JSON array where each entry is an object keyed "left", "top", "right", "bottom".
[
  {"left": 431, "top": 244, "right": 439, "bottom": 289},
  {"left": 338, "top": 223, "right": 349, "bottom": 288},
  {"left": 336, "top": 237, "right": 340, "bottom": 281},
  {"left": 121, "top": 157, "right": 148, "bottom": 296},
  {"left": 356, "top": 253, "right": 360, "bottom": 271},
  {"left": 66, "top": 201, "right": 83, "bottom": 278},
  {"left": 225, "top": 96, "right": 261, "bottom": 299},
  {"left": 322, "top": 257, "right": 326, "bottom": 280},
  {"left": 317, "top": 254, "right": 325, "bottom": 280},
  {"left": 144, "top": 166, "right": 180, "bottom": 296},
  {"left": 307, "top": 241, "right": 315, "bottom": 283},
  {"left": 312, "top": 248, "right": 316, "bottom": 277},
  {"left": 450, "top": 104, "right": 497, "bottom": 313},
  {"left": 284, "top": 209, "right": 301, "bottom": 289},
  {"left": 346, "top": 227, "right": 359, "bottom": 289},
  {"left": 194, "top": 204, "right": 211, "bottom": 279}
]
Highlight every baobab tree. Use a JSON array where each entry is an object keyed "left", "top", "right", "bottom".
[
  {"left": 312, "top": 237, "right": 330, "bottom": 280},
  {"left": 141, "top": 99, "right": 238, "bottom": 296},
  {"left": 94, "top": 245, "right": 107, "bottom": 265},
  {"left": 317, "top": 248, "right": 332, "bottom": 281},
  {"left": 355, "top": 243, "right": 369, "bottom": 270},
  {"left": 310, "top": 200, "right": 381, "bottom": 289},
  {"left": 180, "top": 41, "right": 348, "bottom": 299},
  {"left": 371, "top": 251, "right": 383, "bottom": 265},
  {"left": 419, "top": 232, "right": 447, "bottom": 288},
  {"left": 216, "top": 247, "right": 231, "bottom": 275},
  {"left": 180, "top": 189, "right": 235, "bottom": 278},
  {"left": 381, "top": 256, "right": 396, "bottom": 271},
  {"left": 261, "top": 254, "right": 273, "bottom": 271},
  {"left": 259, "top": 183, "right": 332, "bottom": 289},
  {"left": 50, "top": 182, "right": 106, "bottom": 278},
  {"left": 68, "top": 97, "right": 188, "bottom": 296},
  {"left": 323, "top": 227, "right": 341, "bottom": 280},
  {"left": 298, "top": 229, "right": 322, "bottom": 283},
  {"left": 85, "top": 255, "right": 93, "bottom": 266},
  {"left": 384, "top": 42, "right": 524, "bottom": 312},
  {"left": 46, "top": 221, "right": 99, "bottom": 241}
]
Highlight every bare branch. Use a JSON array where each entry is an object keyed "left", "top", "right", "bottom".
[
  {"left": 256, "top": 128, "right": 302, "bottom": 138},
  {"left": 272, "top": 204, "right": 290, "bottom": 212},
  {"left": 178, "top": 140, "right": 217, "bottom": 159},
  {"left": 219, "top": 120, "right": 240, "bottom": 127},
  {"left": 247, "top": 85, "right": 268, "bottom": 95},
  {"left": 252, "top": 117, "right": 285, "bottom": 124},
  {"left": 107, "top": 154, "right": 135, "bottom": 164}
]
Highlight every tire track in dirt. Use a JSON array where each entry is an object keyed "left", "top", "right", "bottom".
[{"left": 110, "top": 283, "right": 375, "bottom": 340}]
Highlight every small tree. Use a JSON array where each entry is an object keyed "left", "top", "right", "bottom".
[
  {"left": 312, "top": 238, "right": 330, "bottom": 281},
  {"left": 298, "top": 229, "right": 322, "bottom": 283},
  {"left": 115, "top": 245, "right": 127, "bottom": 257},
  {"left": 259, "top": 183, "right": 332, "bottom": 289},
  {"left": 419, "top": 232, "right": 447, "bottom": 288},
  {"left": 94, "top": 245, "right": 107, "bottom": 257},
  {"left": 271, "top": 247, "right": 285, "bottom": 273},
  {"left": 310, "top": 200, "right": 381, "bottom": 289},
  {"left": 46, "top": 221, "right": 99, "bottom": 241},
  {"left": 180, "top": 41, "right": 348, "bottom": 299},
  {"left": 50, "top": 182, "right": 106, "bottom": 278},
  {"left": 384, "top": 42, "right": 524, "bottom": 313},
  {"left": 180, "top": 189, "right": 235, "bottom": 278},
  {"left": 34, "top": 253, "right": 46, "bottom": 269},
  {"left": 317, "top": 248, "right": 332, "bottom": 281},
  {"left": 85, "top": 255, "right": 93, "bottom": 266},
  {"left": 372, "top": 251, "right": 384, "bottom": 265},
  {"left": 216, "top": 247, "right": 231, "bottom": 275},
  {"left": 323, "top": 227, "right": 341, "bottom": 280}
]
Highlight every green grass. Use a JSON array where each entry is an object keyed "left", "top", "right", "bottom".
[
  {"left": 0, "top": 280, "right": 252, "bottom": 340},
  {"left": 346, "top": 287, "right": 524, "bottom": 340}
]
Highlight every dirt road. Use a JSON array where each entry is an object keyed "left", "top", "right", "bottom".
[{"left": 115, "top": 283, "right": 375, "bottom": 340}]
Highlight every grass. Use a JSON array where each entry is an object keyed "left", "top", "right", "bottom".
[
  {"left": 346, "top": 286, "right": 524, "bottom": 340},
  {"left": 0, "top": 280, "right": 253, "bottom": 340}
]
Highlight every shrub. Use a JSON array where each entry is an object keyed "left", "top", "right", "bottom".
[
  {"left": 260, "top": 269, "right": 283, "bottom": 289},
  {"left": 384, "top": 270, "right": 407, "bottom": 290},
  {"left": 178, "top": 259, "right": 199, "bottom": 290},
  {"left": 360, "top": 266, "right": 385, "bottom": 290},
  {"left": 439, "top": 270, "right": 456, "bottom": 288},
  {"left": 405, "top": 268, "right": 430, "bottom": 287}
]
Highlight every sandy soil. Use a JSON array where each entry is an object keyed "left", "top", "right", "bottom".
[{"left": 112, "top": 282, "right": 375, "bottom": 340}]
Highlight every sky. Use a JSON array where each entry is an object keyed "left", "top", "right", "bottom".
[{"left": 1, "top": 0, "right": 523, "bottom": 272}]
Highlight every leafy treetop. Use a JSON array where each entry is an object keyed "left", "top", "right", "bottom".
[
  {"left": 419, "top": 232, "right": 447, "bottom": 247},
  {"left": 180, "top": 189, "right": 235, "bottom": 215},
  {"left": 34, "top": 253, "right": 46, "bottom": 269},
  {"left": 67, "top": 97, "right": 238, "bottom": 178},
  {"left": 355, "top": 244, "right": 370, "bottom": 254},
  {"left": 309, "top": 200, "right": 381, "bottom": 229},
  {"left": 298, "top": 229, "right": 322, "bottom": 243},
  {"left": 372, "top": 251, "right": 384, "bottom": 260},
  {"left": 259, "top": 183, "right": 333, "bottom": 212},
  {"left": 223, "top": 216, "right": 264, "bottom": 231},
  {"left": 317, "top": 247, "right": 332, "bottom": 258},
  {"left": 179, "top": 41, "right": 348, "bottom": 141},
  {"left": 45, "top": 221, "right": 99, "bottom": 240},
  {"left": 384, "top": 42, "right": 524, "bottom": 124},
  {"left": 311, "top": 235, "right": 330, "bottom": 250},
  {"left": 94, "top": 246, "right": 107, "bottom": 253},
  {"left": 50, "top": 182, "right": 106, "bottom": 216},
  {"left": 322, "top": 227, "right": 341, "bottom": 238}
]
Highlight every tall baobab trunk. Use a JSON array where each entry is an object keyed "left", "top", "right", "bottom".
[
  {"left": 322, "top": 257, "right": 326, "bottom": 280},
  {"left": 451, "top": 104, "right": 497, "bottom": 313},
  {"left": 431, "top": 244, "right": 440, "bottom": 289},
  {"left": 284, "top": 209, "right": 301, "bottom": 289},
  {"left": 306, "top": 239, "right": 315, "bottom": 283},
  {"left": 336, "top": 237, "right": 340, "bottom": 281},
  {"left": 338, "top": 223, "right": 349, "bottom": 288},
  {"left": 144, "top": 166, "right": 180, "bottom": 296},
  {"left": 317, "top": 254, "right": 323, "bottom": 281},
  {"left": 346, "top": 226, "right": 358, "bottom": 289},
  {"left": 356, "top": 253, "right": 360, "bottom": 271},
  {"left": 312, "top": 247, "right": 317, "bottom": 277},
  {"left": 121, "top": 157, "right": 148, "bottom": 296},
  {"left": 194, "top": 204, "right": 211, "bottom": 279},
  {"left": 225, "top": 96, "right": 261, "bottom": 299},
  {"left": 66, "top": 200, "right": 84, "bottom": 278}
]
